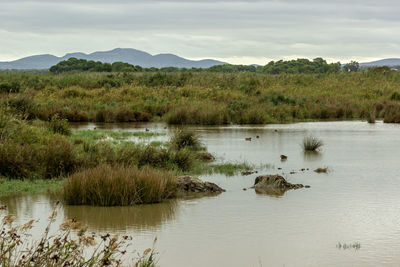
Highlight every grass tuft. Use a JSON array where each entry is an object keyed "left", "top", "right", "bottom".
[
  {"left": 302, "top": 135, "right": 324, "bottom": 151},
  {"left": 63, "top": 164, "right": 177, "bottom": 206},
  {"left": 170, "top": 129, "right": 202, "bottom": 151}
]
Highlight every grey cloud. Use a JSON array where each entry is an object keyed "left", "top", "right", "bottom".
[{"left": 0, "top": 0, "right": 400, "bottom": 63}]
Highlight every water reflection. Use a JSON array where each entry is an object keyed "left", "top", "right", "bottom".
[
  {"left": 303, "top": 151, "right": 323, "bottom": 162},
  {"left": 1, "top": 194, "right": 58, "bottom": 221},
  {"left": 63, "top": 200, "right": 178, "bottom": 232},
  {"left": 254, "top": 187, "right": 287, "bottom": 197}
]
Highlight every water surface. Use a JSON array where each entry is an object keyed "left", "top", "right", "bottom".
[{"left": 3, "top": 121, "right": 400, "bottom": 267}]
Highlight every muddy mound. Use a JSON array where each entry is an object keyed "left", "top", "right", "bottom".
[
  {"left": 253, "top": 175, "right": 309, "bottom": 195},
  {"left": 177, "top": 176, "right": 225, "bottom": 193}
]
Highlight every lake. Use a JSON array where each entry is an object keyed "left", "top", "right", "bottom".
[{"left": 2, "top": 121, "right": 400, "bottom": 267}]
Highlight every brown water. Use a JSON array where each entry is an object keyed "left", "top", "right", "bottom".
[{"left": 3, "top": 121, "right": 400, "bottom": 267}]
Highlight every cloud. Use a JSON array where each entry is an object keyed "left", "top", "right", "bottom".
[{"left": 1, "top": 0, "right": 400, "bottom": 63}]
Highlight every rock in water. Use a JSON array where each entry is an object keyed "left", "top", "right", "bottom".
[
  {"left": 314, "top": 168, "right": 328, "bottom": 173},
  {"left": 177, "top": 176, "right": 225, "bottom": 193},
  {"left": 253, "top": 175, "right": 309, "bottom": 196}
]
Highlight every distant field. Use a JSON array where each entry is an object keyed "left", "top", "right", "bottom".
[{"left": 1, "top": 70, "right": 400, "bottom": 124}]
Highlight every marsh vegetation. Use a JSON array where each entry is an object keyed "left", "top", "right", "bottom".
[{"left": 2, "top": 70, "right": 400, "bottom": 126}]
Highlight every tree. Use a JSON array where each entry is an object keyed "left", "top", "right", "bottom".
[{"left": 343, "top": 61, "right": 360, "bottom": 72}]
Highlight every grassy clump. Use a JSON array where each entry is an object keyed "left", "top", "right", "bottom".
[
  {"left": 170, "top": 129, "right": 202, "bottom": 151},
  {"left": 302, "top": 135, "right": 324, "bottom": 151},
  {"left": 367, "top": 111, "right": 376, "bottom": 123},
  {"left": 48, "top": 114, "right": 71, "bottom": 135},
  {"left": 0, "top": 206, "right": 158, "bottom": 266},
  {"left": 382, "top": 104, "right": 400, "bottom": 123},
  {"left": 63, "top": 164, "right": 177, "bottom": 206}
]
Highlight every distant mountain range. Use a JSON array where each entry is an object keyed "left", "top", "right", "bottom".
[
  {"left": 1, "top": 48, "right": 399, "bottom": 70},
  {"left": 360, "top": 58, "right": 400, "bottom": 68},
  {"left": 0, "top": 48, "right": 226, "bottom": 70}
]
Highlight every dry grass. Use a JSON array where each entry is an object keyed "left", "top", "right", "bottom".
[
  {"left": 63, "top": 164, "right": 177, "bottom": 206},
  {"left": 0, "top": 205, "right": 158, "bottom": 266}
]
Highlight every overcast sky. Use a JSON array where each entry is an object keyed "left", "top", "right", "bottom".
[{"left": 1, "top": 0, "right": 399, "bottom": 64}]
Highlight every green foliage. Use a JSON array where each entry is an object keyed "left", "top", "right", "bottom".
[
  {"left": 3, "top": 70, "right": 400, "bottom": 125},
  {"left": 0, "top": 81, "right": 20, "bottom": 93},
  {"left": 49, "top": 115, "right": 71, "bottom": 135},
  {"left": 343, "top": 61, "right": 360, "bottom": 72},
  {"left": 208, "top": 64, "right": 257, "bottom": 73},
  {"left": 50, "top": 58, "right": 143, "bottom": 74},
  {"left": 170, "top": 129, "right": 202, "bottom": 151},
  {"left": 390, "top": 91, "right": 400, "bottom": 101},
  {"left": 261, "top": 58, "right": 341, "bottom": 74},
  {"left": 0, "top": 179, "right": 63, "bottom": 197},
  {"left": 49, "top": 57, "right": 342, "bottom": 75}
]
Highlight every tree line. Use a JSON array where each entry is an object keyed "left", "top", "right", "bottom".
[{"left": 49, "top": 57, "right": 362, "bottom": 74}]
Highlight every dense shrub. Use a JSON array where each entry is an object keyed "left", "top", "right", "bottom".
[{"left": 48, "top": 115, "right": 71, "bottom": 135}]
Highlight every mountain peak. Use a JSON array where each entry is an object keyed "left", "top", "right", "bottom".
[{"left": 0, "top": 48, "right": 226, "bottom": 70}]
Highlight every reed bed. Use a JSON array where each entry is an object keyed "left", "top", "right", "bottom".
[
  {"left": 3, "top": 71, "right": 400, "bottom": 125},
  {"left": 63, "top": 164, "right": 177, "bottom": 206}
]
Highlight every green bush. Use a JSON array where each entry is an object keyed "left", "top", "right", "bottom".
[{"left": 49, "top": 115, "right": 71, "bottom": 135}]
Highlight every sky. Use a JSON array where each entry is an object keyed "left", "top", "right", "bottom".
[{"left": 1, "top": 0, "right": 400, "bottom": 65}]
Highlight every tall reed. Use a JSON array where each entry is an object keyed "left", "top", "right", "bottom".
[{"left": 63, "top": 164, "right": 177, "bottom": 206}]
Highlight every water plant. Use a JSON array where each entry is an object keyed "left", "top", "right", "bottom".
[
  {"left": 4, "top": 71, "right": 400, "bottom": 125},
  {"left": 170, "top": 129, "right": 202, "bottom": 151},
  {"left": 367, "top": 111, "right": 376, "bottom": 123},
  {"left": 48, "top": 114, "right": 71, "bottom": 135},
  {"left": 336, "top": 242, "right": 361, "bottom": 250},
  {"left": 63, "top": 164, "right": 177, "bottom": 206},
  {"left": 302, "top": 135, "right": 324, "bottom": 151}
]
